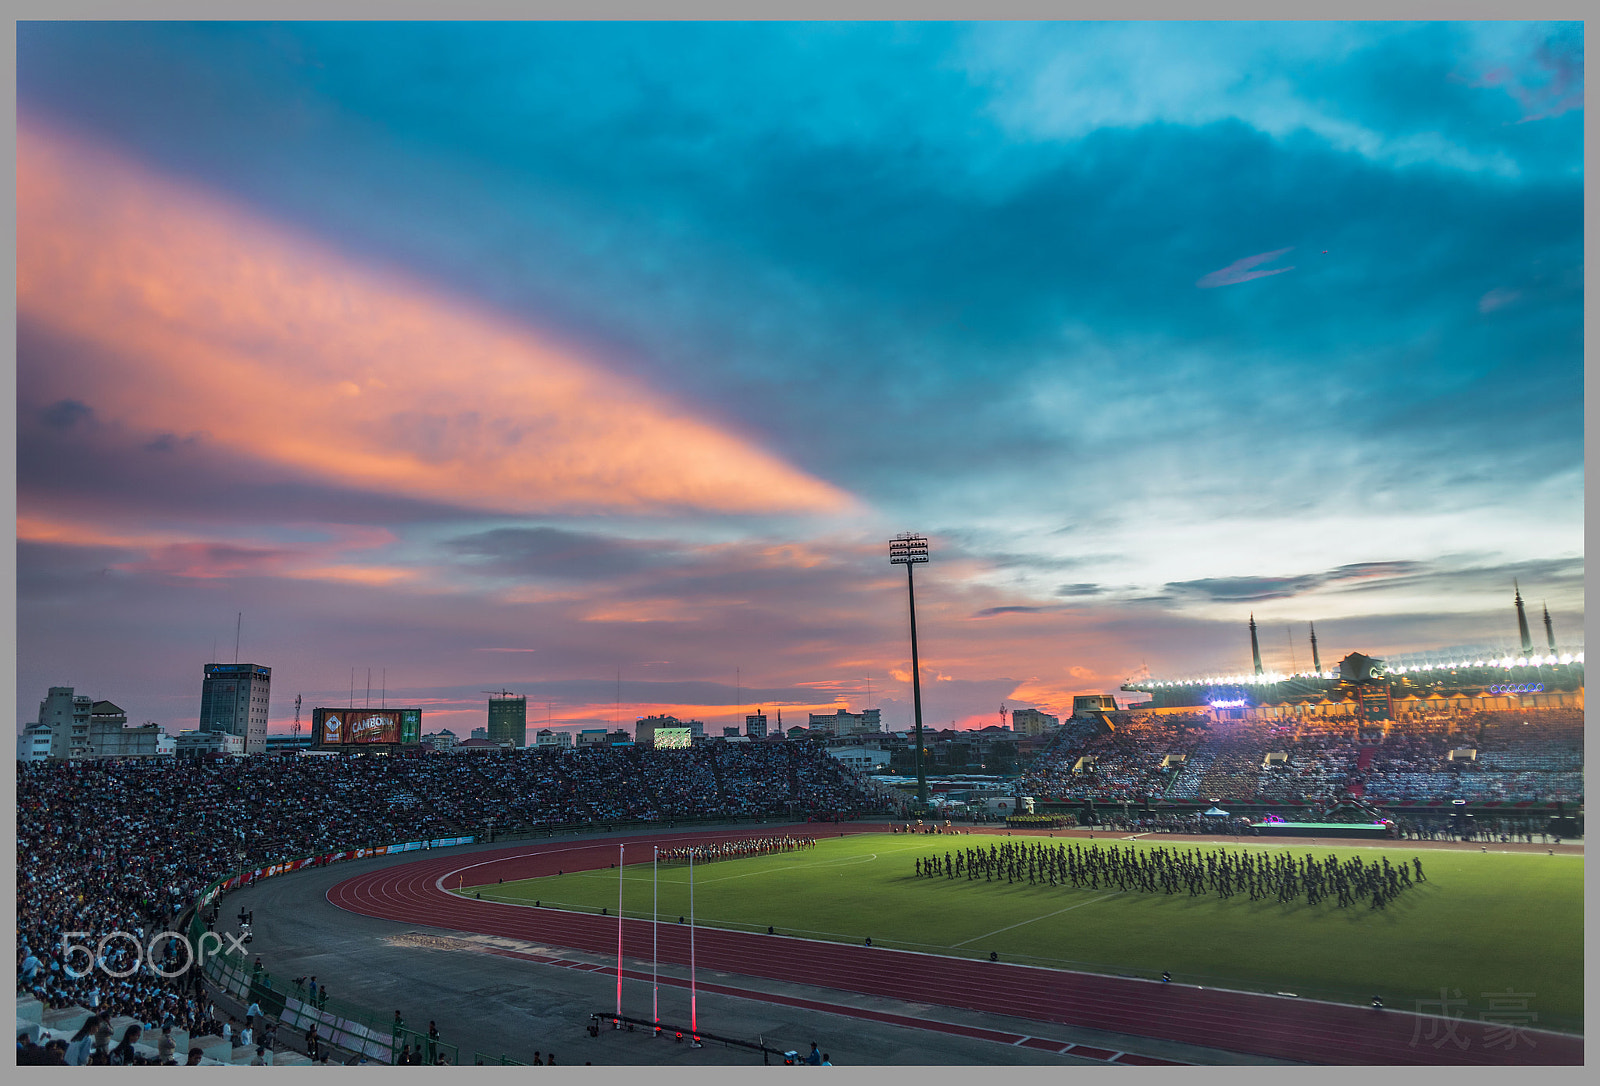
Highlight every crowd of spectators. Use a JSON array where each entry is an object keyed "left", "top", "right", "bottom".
[
  {"left": 1021, "top": 708, "right": 1585, "bottom": 808},
  {"left": 15, "top": 744, "right": 883, "bottom": 1051}
]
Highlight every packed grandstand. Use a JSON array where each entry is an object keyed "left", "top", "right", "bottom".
[
  {"left": 14, "top": 744, "right": 893, "bottom": 1062},
  {"left": 14, "top": 708, "right": 1585, "bottom": 1064},
  {"left": 1021, "top": 707, "right": 1583, "bottom": 808}
]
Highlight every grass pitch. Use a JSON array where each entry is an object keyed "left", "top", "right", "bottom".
[{"left": 458, "top": 833, "right": 1583, "bottom": 1031}]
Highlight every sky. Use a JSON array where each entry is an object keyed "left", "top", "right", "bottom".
[{"left": 14, "top": 20, "right": 1585, "bottom": 738}]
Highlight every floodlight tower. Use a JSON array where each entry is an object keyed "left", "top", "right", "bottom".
[{"left": 890, "top": 533, "right": 930, "bottom": 810}]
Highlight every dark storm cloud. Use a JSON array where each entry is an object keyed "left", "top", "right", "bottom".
[
  {"left": 1163, "top": 574, "right": 1328, "bottom": 604},
  {"left": 1328, "top": 555, "right": 1584, "bottom": 597},
  {"left": 1163, "top": 561, "right": 1429, "bottom": 603},
  {"left": 41, "top": 399, "right": 94, "bottom": 429},
  {"left": 143, "top": 432, "right": 203, "bottom": 453},
  {"left": 972, "top": 605, "right": 1048, "bottom": 618},
  {"left": 1157, "top": 555, "right": 1583, "bottom": 610},
  {"left": 445, "top": 527, "right": 684, "bottom": 581}
]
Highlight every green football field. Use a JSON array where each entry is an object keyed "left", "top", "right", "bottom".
[{"left": 458, "top": 832, "right": 1584, "bottom": 1032}]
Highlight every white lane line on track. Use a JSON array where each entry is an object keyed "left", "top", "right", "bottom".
[
  {"left": 430, "top": 830, "right": 841, "bottom": 894},
  {"left": 951, "top": 893, "right": 1122, "bottom": 947}
]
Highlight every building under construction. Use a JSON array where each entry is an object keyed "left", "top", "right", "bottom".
[{"left": 486, "top": 691, "right": 527, "bottom": 748}]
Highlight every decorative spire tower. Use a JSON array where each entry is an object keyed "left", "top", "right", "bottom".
[
  {"left": 1309, "top": 622, "right": 1322, "bottom": 674},
  {"left": 1514, "top": 581, "right": 1533, "bottom": 654},
  {"left": 1249, "top": 614, "right": 1263, "bottom": 675},
  {"left": 1543, "top": 603, "right": 1556, "bottom": 654}
]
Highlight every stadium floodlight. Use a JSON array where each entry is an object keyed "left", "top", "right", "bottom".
[{"left": 889, "top": 533, "right": 931, "bottom": 810}]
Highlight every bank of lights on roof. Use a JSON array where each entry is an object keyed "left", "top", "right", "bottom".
[
  {"left": 1142, "top": 652, "right": 1581, "bottom": 687},
  {"left": 1389, "top": 654, "right": 1577, "bottom": 673},
  {"left": 889, "top": 533, "right": 929, "bottom": 565}
]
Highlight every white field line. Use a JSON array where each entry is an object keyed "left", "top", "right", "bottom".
[{"left": 951, "top": 892, "right": 1123, "bottom": 947}]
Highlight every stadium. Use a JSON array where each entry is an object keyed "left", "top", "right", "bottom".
[{"left": 15, "top": 605, "right": 1585, "bottom": 1068}]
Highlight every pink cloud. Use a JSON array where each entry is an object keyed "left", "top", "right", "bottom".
[
  {"left": 1196, "top": 248, "right": 1295, "bottom": 289},
  {"left": 1467, "top": 36, "right": 1584, "bottom": 123},
  {"left": 17, "top": 116, "right": 855, "bottom": 519}
]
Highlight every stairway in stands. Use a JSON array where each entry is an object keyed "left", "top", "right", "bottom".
[
  {"left": 1345, "top": 745, "right": 1377, "bottom": 797},
  {"left": 706, "top": 748, "right": 729, "bottom": 805}
]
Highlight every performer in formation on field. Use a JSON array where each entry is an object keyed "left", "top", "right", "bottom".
[
  {"left": 658, "top": 835, "right": 816, "bottom": 865},
  {"left": 912, "top": 841, "right": 1425, "bottom": 910}
]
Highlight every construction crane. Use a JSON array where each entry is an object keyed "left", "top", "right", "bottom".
[
  {"left": 293, "top": 694, "right": 302, "bottom": 737},
  {"left": 483, "top": 689, "right": 517, "bottom": 699}
]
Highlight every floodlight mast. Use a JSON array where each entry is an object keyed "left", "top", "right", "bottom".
[{"left": 889, "top": 533, "right": 930, "bottom": 810}]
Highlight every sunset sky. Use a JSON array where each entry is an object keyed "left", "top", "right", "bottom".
[{"left": 16, "top": 21, "right": 1584, "bottom": 738}]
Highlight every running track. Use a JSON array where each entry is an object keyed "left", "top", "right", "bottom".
[{"left": 326, "top": 826, "right": 1581, "bottom": 1066}]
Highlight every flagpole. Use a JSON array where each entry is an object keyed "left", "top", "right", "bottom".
[
  {"left": 652, "top": 846, "right": 659, "bottom": 1033},
  {"left": 616, "top": 844, "right": 624, "bottom": 1020},
  {"left": 689, "top": 851, "right": 698, "bottom": 1039}
]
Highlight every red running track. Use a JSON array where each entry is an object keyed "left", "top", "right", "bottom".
[{"left": 326, "top": 826, "right": 1581, "bottom": 1066}]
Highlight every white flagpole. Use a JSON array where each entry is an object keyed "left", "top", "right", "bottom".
[
  {"left": 689, "top": 851, "right": 698, "bottom": 1038},
  {"left": 615, "top": 844, "right": 624, "bottom": 1020},
  {"left": 652, "top": 846, "right": 659, "bottom": 1032}
]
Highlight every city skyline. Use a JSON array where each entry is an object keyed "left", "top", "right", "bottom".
[{"left": 16, "top": 21, "right": 1584, "bottom": 737}]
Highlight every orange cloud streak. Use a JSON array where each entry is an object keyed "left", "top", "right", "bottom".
[
  {"left": 18, "top": 118, "right": 854, "bottom": 517},
  {"left": 19, "top": 514, "right": 415, "bottom": 586}
]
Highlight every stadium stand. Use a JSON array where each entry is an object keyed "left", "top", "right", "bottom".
[
  {"left": 15, "top": 745, "right": 884, "bottom": 1062},
  {"left": 1023, "top": 708, "right": 1584, "bottom": 808}
]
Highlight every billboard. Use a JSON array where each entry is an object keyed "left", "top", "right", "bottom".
[{"left": 314, "top": 707, "right": 422, "bottom": 747}]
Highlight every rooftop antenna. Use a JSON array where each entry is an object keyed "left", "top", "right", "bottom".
[
  {"left": 234, "top": 612, "right": 242, "bottom": 663},
  {"left": 736, "top": 666, "right": 741, "bottom": 729},
  {"left": 293, "top": 694, "right": 302, "bottom": 738},
  {"left": 382, "top": 668, "right": 386, "bottom": 710},
  {"left": 366, "top": 668, "right": 371, "bottom": 709}
]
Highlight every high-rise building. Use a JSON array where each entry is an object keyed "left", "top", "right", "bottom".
[
  {"left": 487, "top": 692, "right": 528, "bottom": 748},
  {"left": 38, "top": 687, "right": 92, "bottom": 760},
  {"left": 745, "top": 712, "right": 768, "bottom": 739},
  {"left": 535, "top": 729, "right": 572, "bottom": 750},
  {"left": 1010, "top": 707, "right": 1060, "bottom": 737},
  {"left": 199, "top": 663, "right": 272, "bottom": 755},
  {"left": 808, "top": 707, "right": 881, "bottom": 736},
  {"left": 84, "top": 702, "right": 161, "bottom": 760},
  {"left": 16, "top": 722, "right": 54, "bottom": 762},
  {"left": 636, "top": 714, "right": 703, "bottom": 746}
]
